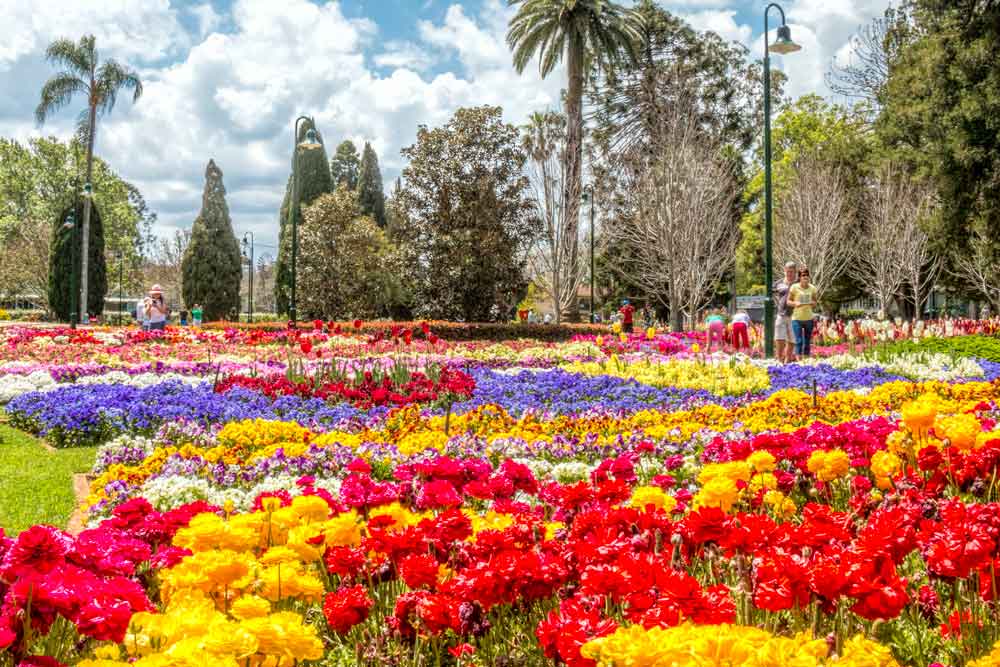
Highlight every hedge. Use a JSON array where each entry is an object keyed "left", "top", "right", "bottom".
[{"left": 202, "top": 319, "right": 609, "bottom": 342}]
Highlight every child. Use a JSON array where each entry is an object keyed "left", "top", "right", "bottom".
[
  {"left": 180, "top": 309, "right": 189, "bottom": 326},
  {"left": 731, "top": 309, "right": 751, "bottom": 352},
  {"left": 192, "top": 304, "right": 203, "bottom": 327}
]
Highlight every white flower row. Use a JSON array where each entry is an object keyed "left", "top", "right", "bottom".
[{"left": 0, "top": 370, "right": 206, "bottom": 404}]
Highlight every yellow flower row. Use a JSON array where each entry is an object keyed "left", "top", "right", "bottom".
[
  {"left": 581, "top": 623, "right": 901, "bottom": 667},
  {"left": 562, "top": 358, "right": 771, "bottom": 395}
]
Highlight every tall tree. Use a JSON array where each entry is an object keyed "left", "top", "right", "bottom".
[
  {"left": 48, "top": 200, "right": 106, "bottom": 320},
  {"left": 35, "top": 34, "right": 142, "bottom": 323},
  {"left": 0, "top": 137, "right": 150, "bottom": 307},
  {"left": 330, "top": 140, "right": 360, "bottom": 190},
  {"left": 877, "top": 0, "right": 1000, "bottom": 301},
  {"left": 298, "top": 189, "right": 401, "bottom": 319},
  {"left": 521, "top": 110, "right": 584, "bottom": 324},
  {"left": 609, "top": 107, "right": 739, "bottom": 329},
  {"left": 508, "top": 0, "right": 640, "bottom": 320},
  {"left": 396, "top": 106, "right": 538, "bottom": 321},
  {"left": 357, "top": 141, "right": 387, "bottom": 228},
  {"left": 274, "top": 119, "right": 332, "bottom": 316},
  {"left": 181, "top": 160, "right": 242, "bottom": 321}
]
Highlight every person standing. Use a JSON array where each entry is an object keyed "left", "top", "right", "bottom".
[
  {"left": 774, "top": 261, "right": 798, "bottom": 363},
  {"left": 788, "top": 268, "right": 819, "bottom": 358},
  {"left": 192, "top": 304, "right": 203, "bottom": 327},
  {"left": 731, "top": 309, "right": 751, "bottom": 352},
  {"left": 619, "top": 299, "right": 635, "bottom": 334},
  {"left": 144, "top": 285, "right": 169, "bottom": 331}
]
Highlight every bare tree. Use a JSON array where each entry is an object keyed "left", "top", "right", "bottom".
[
  {"left": 521, "top": 111, "right": 585, "bottom": 324},
  {"left": 609, "top": 110, "right": 740, "bottom": 330},
  {"left": 775, "top": 158, "right": 854, "bottom": 298},
  {"left": 852, "top": 163, "right": 908, "bottom": 314},
  {"left": 952, "top": 227, "right": 1000, "bottom": 315},
  {"left": 0, "top": 216, "right": 51, "bottom": 309},
  {"left": 825, "top": 6, "right": 913, "bottom": 116},
  {"left": 141, "top": 228, "right": 190, "bottom": 307},
  {"left": 896, "top": 185, "right": 938, "bottom": 320}
]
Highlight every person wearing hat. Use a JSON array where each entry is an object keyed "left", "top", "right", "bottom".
[
  {"left": 619, "top": 299, "right": 635, "bottom": 334},
  {"left": 774, "top": 262, "right": 798, "bottom": 362},
  {"left": 144, "top": 285, "right": 169, "bottom": 331}
]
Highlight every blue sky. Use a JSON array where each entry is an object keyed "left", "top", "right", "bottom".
[{"left": 2, "top": 0, "right": 888, "bottom": 253}]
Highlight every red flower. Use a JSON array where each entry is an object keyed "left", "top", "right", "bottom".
[
  {"left": 16, "top": 658, "right": 67, "bottom": 667},
  {"left": 398, "top": 553, "right": 440, "bottom": 589},
  {"left": 353, "top": 319, "right": 363, "bottom": 329},
  {"left": 0, "top": 525, "right": 72, "bottom": 580},
  {"left": 323, "top": 585, "right": 373, "bottom": 634},
  {"left": 448, "top": 643, "right": 475, "bottom": 658},
  {"left": 300, "top": 339, "right": 313, "bottom": 354},
  {"left": 420, "top": 321, "right": 431, "bottom": 335},
  {"left": 312, "top": 319, "right": 323, "bottom": 330}
]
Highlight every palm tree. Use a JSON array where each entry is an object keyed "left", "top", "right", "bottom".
[
  {"left": 508, "top": 0, "right": 639, "bottom": 319},
  {"left": 36, "top": 34, "right": 142, "bottom": 323}
]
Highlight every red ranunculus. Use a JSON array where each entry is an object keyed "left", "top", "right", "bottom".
[{"left": 323, "top": 584, "right": 373, "bottom": 634}]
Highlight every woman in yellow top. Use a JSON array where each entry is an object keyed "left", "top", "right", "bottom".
[{"left": 787, "top": 268, "right": 818, "bottom": 358}]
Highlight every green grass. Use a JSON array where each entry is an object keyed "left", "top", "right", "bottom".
[{"left": 0, "top": 424, "right": 96, "bottom": 535}]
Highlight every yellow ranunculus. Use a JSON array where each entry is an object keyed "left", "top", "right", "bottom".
[{"left": 629, "top": 486, "right": 678, "bottom": 513}]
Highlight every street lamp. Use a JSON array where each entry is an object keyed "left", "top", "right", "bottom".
[
  {"left": 242, "top": 231, "right": 254, "bottom": 323},
  {"left": 78, "top": 182, "right": 92, "bottom": 325},
  {"left": 762, "top": 3, "right": 801, "bottom": 358},
  {"left": 289, "top": 118, "right": 322, "bottom": 327},
  {"left": 582, "top": 185, "right": 596, "bottom": 324},
  {"left": 117, "top": 250, "right": 124, "bottom": 321},
  {"left": 62, "top": 210, "right": 79, "bottom": 330}
]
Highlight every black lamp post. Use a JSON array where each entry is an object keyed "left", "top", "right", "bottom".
[
  {"left": 582, "top": 185, "right": 596, "bottom": 324},
  {"left": 242, "top": 231, "right": 254, "bottom": 323},
  {"left": 61, "top": 210, "right": 79, "bottom": 330},
  {"left": 762, "top": 3, "right": 801, "bottom": 357}
]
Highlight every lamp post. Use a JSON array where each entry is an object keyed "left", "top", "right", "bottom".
[
  {"left": 242, "top": 231, "right": 254, "bottom": 323},
  {"left": 762, "top": 3, "right": 800, "bottom": 358},
  {"left": 289, "top": 117, "right": 322, "bottom": 327},
  {"left": 61, "top": 210, "right": 79, "bottom": 330},
  {"left": 117, "top": 250, "right": 124, "bottom": 321},
  {"left": 79, "top": 182, "right": 92, "bottom": 325},
  {"left": 582, "top": 185, "right": 596, "bottom": 323}
]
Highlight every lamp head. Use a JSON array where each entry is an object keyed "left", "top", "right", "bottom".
[
  {"left": 770, "top": 24, "right": 801, "bottom": 55},
  {"left": 299, "top": 128, "right": 322, "bottom": 150},
  {"left": 81, "top": 182, "right": 93, "bottom": 198}
]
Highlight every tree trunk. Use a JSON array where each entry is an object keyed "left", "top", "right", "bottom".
[
  {"left": 563, "top": 37, "right": 584, "bottom": 323},
  {"left": 80, "top": 99, "right": 97, "bottom": 324}
]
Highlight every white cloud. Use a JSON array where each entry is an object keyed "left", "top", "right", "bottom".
[
  {"left": 374, "top": 41, "right": 437, "bottom": 71},
  {"left": 1, "top": 0, "right": 564, "bottom": 248},
  {"left": 682, "top": 9, "right": 753, "bottom": 46},
  {"left": 0, "top": 0, "right": 187, "bottom": 68}
]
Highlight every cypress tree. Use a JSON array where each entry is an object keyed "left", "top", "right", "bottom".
[
  {"left": 275, "top": 119, "right": 333, "bottom": 316},
  {"left": 48, "top": 199, "right": 106, "bottom": 320},
  {"left": 181, "top": 159, "right": 242, "bottom": 321},
  {"left": 358, "top": 141, "right": 386, "bottom": 228},
  {"left": 330, "top": 140, "right": 360, "bottom": 190}
]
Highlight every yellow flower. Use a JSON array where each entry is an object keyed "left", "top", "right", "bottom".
[
  {"left": 747, "top": 451, "right": 776, "bottom": 473},
  {"left": 290, "top": 494, "right": 330, "bottom": 523},
  {"left": 320, "top": 510, "right": 362, "bottom": 547},
  {"left": 806, "top": 449, "right": 850, "bottom": 482},
  {"left": 901, "top": 398, "right": 937, "bottom": 434},
  {"left": 870, "top": 451, "right": 901, "bottom": 489},
  {"left": 935, "top": 413, "right": 981, "bottom": 452},
  {"left": 646, "top": 326, "right": 656, "bottom": 339},
  {"left": 241, "top": 611, "right": 324, "bottom": 661},
  {"left": 612, "top": 322, "right": 622, "bottom": 333},
  {"left": 691, "top": 343, "right": 701, "bottom": 353},
  {"left": 693, "top": 477, "right": 741, "bottom": 513},
  {"left": 259, "top": 545, "right": 302, "bottom": 567},
  {"left": 93, "top": 645, "right": 121, "bottom": 659},
  {"left": 595, "top": 335, "right": 604, "bottom": 346},
  {"left": 629, "top": 486, "right": 678, "bottom": 513},
  {"left": 261, "top": 497, "right": 283, "bottom": 513},
  {"left": 230, "top": 595, "right": 271, "bottom": 620}
]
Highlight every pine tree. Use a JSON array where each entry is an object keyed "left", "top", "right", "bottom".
[
  {"left": 48, "top": 199, "right": 107, "bottom": 320},
  {"left": 181, "top": 160, "right": 242, "bottom": 321},
  {"left": 275, "top": 119, "right": 332, "bottom": 316},
  {"left": 330, "top": 140, "right": 360, "bottom": 190},
  {"left": 357, "top": 141, "right": 386, "bottom": 228}
]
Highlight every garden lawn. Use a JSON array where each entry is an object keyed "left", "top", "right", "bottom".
[{"left": 0, "top": 423, "right": 95, "bottom": 534}]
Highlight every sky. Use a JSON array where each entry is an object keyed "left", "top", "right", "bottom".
[{"left": 1, "top": 0, "right": 891, "bottom": 255}]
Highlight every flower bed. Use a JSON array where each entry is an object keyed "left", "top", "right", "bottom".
[{"left": 6, "top": 323, "right": 1000, "bottom": 665}]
